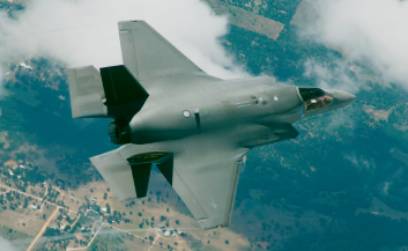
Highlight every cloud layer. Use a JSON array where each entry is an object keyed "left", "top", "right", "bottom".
[
  {"left": 0, "top": 236, "right": 17, "bottom": 251},
  {"left": 296, "top": 0, "right": 408, "bottom": 90},
  {"left": 0, "top": 0, "right": 245, "bottom": 81}
]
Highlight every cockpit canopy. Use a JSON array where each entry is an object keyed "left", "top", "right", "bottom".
[{"left": 299, "top": 88, "right": 333, "bottom": 113}]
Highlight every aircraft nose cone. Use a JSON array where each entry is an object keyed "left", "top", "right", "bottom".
[
  {"left": 321, "top": 89, "right": 356, "bottom": 111},
  {"left": 335, "top": 90, "right": 356, "bottom": 104}
]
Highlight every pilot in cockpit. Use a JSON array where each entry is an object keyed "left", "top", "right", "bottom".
[{"left": 298, "top": 87, "right": 353, "bottom": 114}]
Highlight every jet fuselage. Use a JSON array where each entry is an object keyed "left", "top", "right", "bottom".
[
  {"left": 129, "top": 76, "right": 354, "bottom": 147},
  {"left": 68, "top": 20, "right": 356, "bottom": 229}
]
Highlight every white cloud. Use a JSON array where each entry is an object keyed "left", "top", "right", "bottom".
[
  {"left": 0, "top": 236, "right": 17, "bottom": 251},
  {"left": 0, "top": 0, "right": 246, "bottom": 80},
  {"left": 296, "top": 0, "right": 408, "bottom": 90},
  {"left": 0, "top": 68, "right": 6, "bottom": 98},
  {"left": 303, "top": 59, "right": 361, "bottom": 93},
  {"left": 302, "top": 58, "right": 388, "bottom": 93}
]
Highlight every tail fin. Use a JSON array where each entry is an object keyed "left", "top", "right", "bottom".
[
  {"left": 68, "top": 65, "right": 148, "bottom": 120},
  {"left": 100, "top": 65, "right": 149, "bottom": 120}
]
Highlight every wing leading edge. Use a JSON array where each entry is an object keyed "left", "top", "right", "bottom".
[{"left": 118, "top": 20, "right": 209, "bottom": 86}]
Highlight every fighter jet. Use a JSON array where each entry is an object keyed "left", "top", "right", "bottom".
[{"left": 67, "top": 20, "right": 355, "bottom": 229}]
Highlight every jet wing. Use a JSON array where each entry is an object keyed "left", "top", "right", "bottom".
[
  {"left": 171, "top": 146, "right": 248, "bottom": 229},
  {"left": 118, "top": 20, "right": 213, "bottom": 87},
  {"left": 91, "top": 138, "right": 248, "bottom": 229}
]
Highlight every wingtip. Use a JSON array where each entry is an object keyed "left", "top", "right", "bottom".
[{"left": 118, "top": 19, "right": 147, "bottom": 28}]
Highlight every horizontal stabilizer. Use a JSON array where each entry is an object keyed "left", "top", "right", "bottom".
[
  {"left": 90, "top": 149, "right": 136, "bottom": 200},
  {"left": 91, "top": 148, "right": 173, "bottom": 200},
  {"left": 68, "top": 66, "right": 107, "bottom": 118}
]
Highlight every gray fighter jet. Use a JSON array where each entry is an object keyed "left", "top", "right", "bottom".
[{"left": 67, "top": 20, "right": 355, "bottom": 229}]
